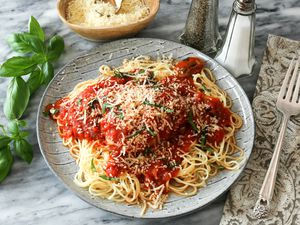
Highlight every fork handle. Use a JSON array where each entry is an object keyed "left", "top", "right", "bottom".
[{"left": 253, "top": 115, "right": 289, "bottom": 218}]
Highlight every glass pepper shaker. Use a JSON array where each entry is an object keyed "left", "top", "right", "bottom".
[
  {"left": 215, "top": 0, "right": 256, "bottom": 78},
  {"left": 180, "top": 0, "right": 222, "bottom": 57}
]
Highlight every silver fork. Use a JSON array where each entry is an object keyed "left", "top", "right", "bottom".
[{"left": 253, "top": 58, "right": 300, "bottom": 218}]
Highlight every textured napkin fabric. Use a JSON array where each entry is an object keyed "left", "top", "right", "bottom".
[{"left": 220, "top": 35, "right": 300, "bottom": 225}]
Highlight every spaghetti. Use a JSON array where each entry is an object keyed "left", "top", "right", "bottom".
[{"left": 45, "top": 56, "right": 243, "bottom": 214}]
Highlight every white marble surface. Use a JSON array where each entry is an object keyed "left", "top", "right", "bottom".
[{"left": 0, "top": 0, "right": 299, "bottom": 224}]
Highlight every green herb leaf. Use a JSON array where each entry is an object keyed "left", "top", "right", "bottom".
[
  {"left": 113, "top": 70, "right": 132, "bottom": 78},
  {"left": 201, "top": 146, "right": 214, "bottom": 152},
  {"left": 12, "top": 33, "right": 45, "bottom": 55},
  {"left": 7, "top": 120, "right": 19, "bottom": 135},
  {"left": 13, "top": 138, "right": 33, "bottom": 164},
  {"left": 127, "top": 127, "right": 145, "bottom": 139},
  {"left": 7, "top": 34, "right": 32, "bottom": 53},
  {"left": 99, "top": 175, "right": 118, "bottom": 181},
  {"left": 91, "top": 158, "right": 97, "bottom": 172},
  {"left": 76, "top": 98, "right": 82, "bottom": 106},
  {"left": 28, "top": 16, "right": 45, "bottom": 41},
  {"left": 101, "top": 102, "right": 114, "bottom": 114},
  {"left": 42, "top": 61, "right": 54, "bottom": 84},
  {"left": 0, "top": 136, "right": 12, "bottom": 149},
  {"left": 4, "top": 77, "right": 30, "bottom": 120},
  {"left": 88, "top": 98, "right": 98, "bottom": 109},
  {"left": 0, "top": 145, "right": 13, "bottom": 183},
  {"left": 217, "top": 165, "right": 225, "bottom": 170},
  {"left": 31, "top": 53, "right": 47, "bottom": 64},
  {"left": 167, "top": 161, "right": 177, "bottom": 169},
  {"left": 27, "top": 68, "right": 43, "bottom": 94},
  {"left": 49, "top": 108, "right": 59, "bottom": 115},
  {"left": 46, "top": 35, "right": 64, "bottom": 62},
  {"left": 146, "top": 126, "right": 156, "bottom": 137},
  {"left": 143, "top": 147, "right": 153, "bottom": 156},
  {"left": 143, "top": 100, "right": 174, "bottom": 113},
  {"left": 42, "top": 111, "right": 50, "bottom": 117},
  {"left": 0, "top": 56, "right": 36, "bottom": 77},
  {"left": 200, "top": 128, "right": 207, "bottom": 146},
  {"left": 7, "top": 120, "right": 27, "bottom": 137},
  {"left": 138, "top": 69, "right": 145, "bottom": 74},
  {"left": 188, "top": 111, "right": 199, "bottom": 133}
]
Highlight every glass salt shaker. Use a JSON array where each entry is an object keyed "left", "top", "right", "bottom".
[
  {"left": 180, "top": 0, "right": 222, "bottom": 57},
  {"left": 215, "top": 0, "right": 256, "bottom": 78}
]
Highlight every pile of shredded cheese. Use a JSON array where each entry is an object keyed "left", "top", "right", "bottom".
[{"left": 67, "top": 0, "right": 150, "bottom": 27}]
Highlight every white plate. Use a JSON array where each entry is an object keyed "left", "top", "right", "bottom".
[{"left": 37, "top": 38, "right": 255, "bottom": 218}]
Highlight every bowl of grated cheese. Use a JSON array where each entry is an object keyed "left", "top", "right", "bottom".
[{"left": 57, "top": 0, "right": 159, "bottom": 41}]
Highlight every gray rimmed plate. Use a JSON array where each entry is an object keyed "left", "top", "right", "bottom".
[{"left": 37, "top": 38, "right": 255, "bottom": 219}]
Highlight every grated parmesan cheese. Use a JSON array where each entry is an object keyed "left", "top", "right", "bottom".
[{"left": 67, "top": 0, "right": 150, "bottom": 27}]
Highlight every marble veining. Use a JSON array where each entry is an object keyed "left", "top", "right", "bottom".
[{"left": 0, "top": 0, "right": 299, "bottom": 224}]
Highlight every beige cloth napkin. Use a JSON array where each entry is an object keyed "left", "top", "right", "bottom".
[{"left": 220, "top": 34, "right": 300, "bottom": 225}]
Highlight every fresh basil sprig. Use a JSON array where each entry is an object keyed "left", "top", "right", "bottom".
[{"left": 0, "top": 16, "right": 65, "bottom": 183}]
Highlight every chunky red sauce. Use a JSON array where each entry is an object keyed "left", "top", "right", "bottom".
[{"left": 45, "top": 57, "right": 232, "bottom": 190}]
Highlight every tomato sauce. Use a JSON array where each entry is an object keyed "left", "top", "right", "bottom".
[{"left": 45, "top": 57, "right": 232, "bottom": 189}]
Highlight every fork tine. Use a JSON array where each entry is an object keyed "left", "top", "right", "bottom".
[
  {"left": 285, "top": 58, "right": 299, "bottom": 101},
  {"left": 292, "top": 63, "right": 300, "bottom": 102},
  {"left": 278, "top": 58, "right": 295, "bottom": 99}
]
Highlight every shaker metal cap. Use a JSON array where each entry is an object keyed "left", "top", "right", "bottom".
[{"left": 234, "top": 0, "right": 256, "bottom": 14}]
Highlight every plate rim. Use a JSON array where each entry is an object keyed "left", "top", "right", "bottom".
[{"left": 36, "top": 37, "right": 255, "bottom": 219}]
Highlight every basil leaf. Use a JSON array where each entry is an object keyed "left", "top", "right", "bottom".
[
  {"left": 28, "top": 16, "right": 45, "bottom": 41},
  {"left": 188, "top": 111, "right": 199, "bottom": 133},
  {"left": 27, "top": 68, "right": 43, "bottom": 94},
  {"left": 0, "top": 56, "right": 36, "bottom": 77},
  {"left": 0, "top": 145, "right": 13, "bottom": 183},
  {"left": 13, "top": 138, "right": 33, "bottom": 164},
  {"left": 143, "top": 100, "right": 174, "bottom": 113},
  {"left": 42, "top": 62, "right": 54, "bottom": 84},
  {"left": 143, "top": 147, "right": 153, "bottom": 156},
  {"left": 146, "top": 126, "right": 156, "bottom": 137},
  {"left": 0, "top": 136, "right": 12, "bottom": 149},
  {"left": 91, "top": 158, "right": 96, "bottom": 172},
  {"left": 7, "top": 34, "right": 32, "bottom": 53},
  {"left": 7, "top": 120, "right": 27, "bottom": 137},
  {"left": 4, "top": 77, "right": 30, "bottom": 120},
  {"left": 26, "top": 34, "right": 45, "bottom": 54},
  {"left": 31, "top": 53, "right": 47, "bottom": 64},
  {"left": 200, "top": 128, "right": 207, "bottom": 146},
  {"left": 47, "top": 35, "right": 64, "bottom": 62},
  {"left": 7, "top": 33, "right": 46, "bottom": 55},
  {"left": 7, "top": 120, "right": 19, "bottom": 135},
  {"left": 99, "top": 175, "right": 118, "bottom": 181}
]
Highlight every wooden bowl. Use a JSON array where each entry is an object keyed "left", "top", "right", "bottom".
[{"left": 57, "top": 0, "right": 160, "bottom": 41}]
